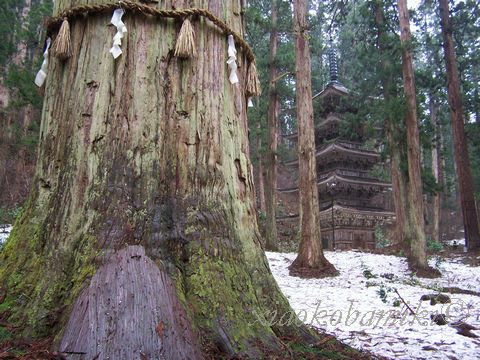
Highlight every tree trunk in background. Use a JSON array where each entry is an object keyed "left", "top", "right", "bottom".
[
  {"left": 265, "top": 0, "right": 279, "bottom": 251},
  {"left": 290, "top": 0, "right": 336, "bottom": 277},
  {"left": 374, "top": 1, "right": 409, "bottom": 249},
  {"left": 439, "top": 0, "right": 480, "bottom": 250},
  {"left": 0, "top": 1, "right": 317, "bottom": 357},
  {"left": 430, "top": 97, "right": 443, "bottom": 244},
  {"left": 256, "top": 124, "right": 267, "bottom": 213},
  {"left": 397, "top": 0, "right": 433, "bottom": 272},
  {"left": 386, "top": 120, "right": 410, "bottom": 247}
]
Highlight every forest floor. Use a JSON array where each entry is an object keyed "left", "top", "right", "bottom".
[
  {"left": 2, "top": 226, "right": 480, "bottom": 359},
  {"left": 267, "top": 249, "right": 480, "bottom": 360}
]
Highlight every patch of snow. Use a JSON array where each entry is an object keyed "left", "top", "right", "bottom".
[
  {"left": 0, "top": 225, "right": 12, "bottom": 246},
  {"left": 445, "top": 238, "right": 466, "bottom": 247},
  {"left": 266, "top": 250, "right": 480, "bottom": 360}
]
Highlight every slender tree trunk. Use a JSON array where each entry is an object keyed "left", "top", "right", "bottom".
[
  {"left": 289, "top": 0, "right": 336, "bottom": 277},
  {"left": 439, "top": 0, "right": 480, "bottom": 250},
  {"left": 374, "top": 1, "right": 409, "bottom": 249},
  {"left": 256, "top": 123, "right": 267, "bottom": 213},
  {"left": 0, "top": 1, "right": 318, "bottom": 357},
  {"left": 430, "top": 97, "right": 443, "bottom": 243},
  {"left": 258, "top": 162, "right": 267, "bottom": 212},
  {"left": 265, "top": 0, "right": 279, "bottom": 251},
  {"left": 386, "top": 120, "right": 410, "bottom": 247},
  {"left": 397, "top": 0, "right": 434, "bottom": 272}
]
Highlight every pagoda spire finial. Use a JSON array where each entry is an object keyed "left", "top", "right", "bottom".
[{"left": 328, "top": 37, "right": 339, "bottom": 84}]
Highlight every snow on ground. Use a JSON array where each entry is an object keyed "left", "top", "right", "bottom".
[
  {"left": 266, "top": 250, "right": 480, "bottom": 360},
  {"left": 1, "top": 226, "right": 478, "bottom": 358},
  {"left": 444, "top": 238, "right": 466, "bottom": 247},
  {"left": 0, "top": 225, "right": 12, "bottom": 246}
]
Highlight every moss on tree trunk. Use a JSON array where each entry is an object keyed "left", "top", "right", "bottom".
[{"left": 0, "top": 0, "right": 319, "bottom": 357}]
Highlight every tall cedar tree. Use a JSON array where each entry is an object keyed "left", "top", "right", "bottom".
[
  {"left": 373, "top": 0, "right": 410, "bottom": 249},
  {"left": 0, "top": 0, "right": 324, "bottom": 356},
  {"left": 289, "top": 0, "right": 336, "bottom": 277},
  {"left": 397, "top": 0, "right": 438, "bottom": 274},
  {"left": 438, "top": 0, "right": 480, "bottom": 250},
  {"left": 265, "top": 0, "right": 279, "bottom": 251},
  {"left": 430, "top": 97, "right": 443, "bottom": 244}
]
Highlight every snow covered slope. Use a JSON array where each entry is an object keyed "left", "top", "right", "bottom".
[{"left": 267, "top": 251, "right": 480, "bottom": 360}]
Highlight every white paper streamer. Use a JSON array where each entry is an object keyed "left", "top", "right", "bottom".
[
  {"left": 35, "top": 37, "right": 51, "bottom": 87},
  {"left": 247, "top": 97, "right": 254, "bottom": 107},
  {"left": 109, "top": 9, "right": 127, "bottom": 59},
  {"left": 227, "top": 35, "right": 239, "bottom": 84}
]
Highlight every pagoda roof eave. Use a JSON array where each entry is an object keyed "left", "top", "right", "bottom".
[
  {"left": 320, "top": 204, "right": 396, "bottom": 218},
  {"left": 313, "top": 83, "right": 350, "bottom": 100},
  {"left": 283, "top": 142, "right": 379, "bottom": 166},
  {"left": 277, "top": 174, "right": 391, "bottom": 193},
  {"left": 276, "top": 206, "right": 396, "bottom": 221},
  {"left": 316, "top": 143, "right": 379, "bottom": 159},
  {"left": 318, "top": 173, "right": 392, "bottom": 188}
]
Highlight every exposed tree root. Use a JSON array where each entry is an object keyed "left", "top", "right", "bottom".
[
  {"left": 288, "top": 263, "right": 339, "bottom": 279},
  {"left": 0, "top": 327, "right": 382, "bottom": 360},
  {"left": 408, "top": 263, "right": 441, "bottom": 278}
]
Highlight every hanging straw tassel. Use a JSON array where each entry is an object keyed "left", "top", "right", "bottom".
[
  {"left": 52, "top": 18, "right": 72, "bottom": 60},
  {"left": 174, "top": 18, "right": 196, "bottom": 58},
  {"left": 246, "top": 61, "right": 261, "bottom": 97}
]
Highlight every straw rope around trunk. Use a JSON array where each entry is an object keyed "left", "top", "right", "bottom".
[{"left": 46, "top": 0, "right": 256, "bottom": 63}]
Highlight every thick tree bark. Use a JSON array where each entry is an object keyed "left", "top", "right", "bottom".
[
  {"left": 265, "top": 0, "right": 279, "bottom": 251},
  {"left": 439, "top": 0, "right": 480, "bottom": 250},
  {"left": 397, "top": 0, "right": 432, "bottom": 271},
  {"left": 289, "top": 0, "right": 336, "bottom": 277},
  {"left": 430, "top": 97, "right": 443, "bottom": 244},
  {"left": 0, "top": 1, "right": 316, "bottom": 357}
]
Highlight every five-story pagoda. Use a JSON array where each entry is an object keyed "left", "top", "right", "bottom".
[{"left": 278, "top": 41, "right": 394, "bottom": 250}]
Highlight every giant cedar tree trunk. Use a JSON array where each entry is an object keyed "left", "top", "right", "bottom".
[
  {"left": 265, "top": 0, "right": 279, "bottom": 251},
  {"left": 439, "top": 0, "right": 480, "bottom": 250},
  {"left": 289, "top": 0, "right": 336, "bottom": 277},
  {"left": 397, "top": 0, "right": 431, "bottom": 271},
  {"left": 0, "top": 0, "right": 313, "bottom": 357},
  {"left": 374, "top": 1, "right": 409, "bottom": 249}
]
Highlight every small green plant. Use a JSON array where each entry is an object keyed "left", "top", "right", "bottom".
[
  {"left": 427, "top": 239, "right": 444, "bottom": 253},
  {"left": 0, "top": 205, "right": 22, "bottom": 224},
  {"left": 393, "top": 299, "right": 401, "bottom": 307},
  {"left": 375, "top": 225, "right": 389, "bottom": 248},
  {"left": 376, "top": 285, "right": 390, "bottom": 303},
  {"left": 363, "top": 268, "right": 377, "bottom": 279}
]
